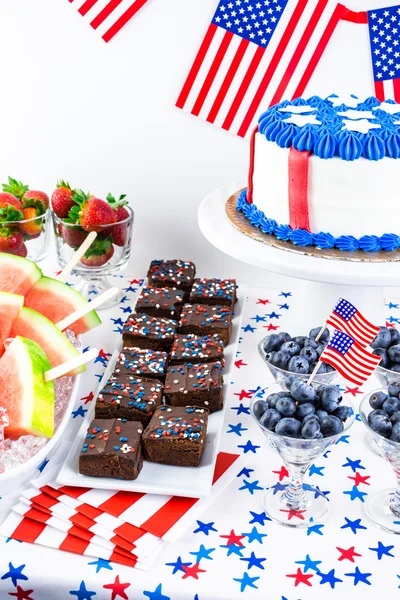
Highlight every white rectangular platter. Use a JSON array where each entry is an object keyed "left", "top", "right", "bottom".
[{"left": 57, "top": 285, "right": 247, "bottom": 498}]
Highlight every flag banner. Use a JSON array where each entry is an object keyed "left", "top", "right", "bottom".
[
  {"left": 367, "top": 5, "right": 400, "bottom": 102},
  {"left": 325, "top": 298, "right": 380, "bottom": 347}
]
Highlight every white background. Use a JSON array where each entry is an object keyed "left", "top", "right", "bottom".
[{"left": 0, "top": 0, "right": 398, "bottom": 284}]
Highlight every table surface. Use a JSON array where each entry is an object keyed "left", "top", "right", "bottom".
[{"left": 1, "top": 272, "right": 399, "bottom": 600}]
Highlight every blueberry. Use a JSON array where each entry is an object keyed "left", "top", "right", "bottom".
[
  {"left": 309, "top": 326, "right": 330, "bottom": 342},
  {"left": 304, "top": 337, "right": 318, "bottom": 349},
  {"left": 270, "top": 350, "right": 290, "bottom": 370},
  {"left": 295, "top": 403, "right": 315, "bottom": 421},
  {"left": 278, "top": 332, "right": 291, "bottom": 343},
  {"left": 276, "top": 397, "right": 297, "bottom": 417},
  {"left": 316, "top": 409, "right": 328, "bottom": 421},
  {"left": 388, "top": 344, "right": 400, "bottom": 364},
  {"left": 332, "top": 405, "right": 352, "bottom": 422},
  {"left": 390, "top": 328, "right": 400, "bottom": 345},
  {"left": 316, "top": 344, "right": 327, "bottom": 358},
  {"left": 390, "top": 411, "right": 400, "bottom": 424},
  {"left": 267, "top": 391, "right": 292, "bottom": 409},
  {"left": 316, "top": 362, "right": 332, "bottom": 374},
  {"left": 288, "top": 355, "right": 309, "bottom": 374},
  {"left": 368, "top": 409, "right": 387, "bottom": 425},
  {"left": 369, "top": 391, "right": 388, "bottom": 409},
  {"left": 263, "top": 334, "right": 283, "bottom": 353},
  {"left": 320, "top": 415, "right": 344, "bottom": 436},
  {"left": 265, "top": 351, "right": 275, "bottom": 363},
  {"left": 253, "top": 400, "right": 269, "bottom": 420},
  {"left": 260, "top": 408, "right": 282, "bottom": 431},
  {"left": 283, "top": 374, "right": 297, "bottom": 388},
  {"left": 389, "top": 382, "right": 400, "bottom": 398},
  {"left": 300, "top": 347, "right": 317, "bottom": 363},
  {"left": 373, "top": 348, "right": 389, "bottom": 369},
  {"left": 290, "top": 379, "right": 316, "bottom": 403},
  {"left": 275, "top": 417, "right": 302, "bottom": 438},
  {"left": 320, "top": 386, "right": 342, "bottom": 412},
  {"left": 390, "top": 421, "right": 400, "bottom": 442},
  {"left": 391, "top": 364, "right": 400, "bottom": 373},
  {"left": 280, "top": 341, "right": 301, "bottom": 357},
  {"left": 369, "top": 412, "right": 392, "bottom": 438},
  {"left": 303, "top": 412, "right": 318, "bottom": 423},
  {"left": 382, "top": 396, "right": 400, "bottom": 416},
  {"left": 371, "top": 327, "right": 392, "bottom": 349},
  {"left": 293, "top": 336, "right": 307, "bottom": 348},
  {"left": 302, "top": 418, "right": 322, "bottom": 439}
]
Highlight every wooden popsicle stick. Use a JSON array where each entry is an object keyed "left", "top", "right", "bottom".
[
  {"left": 56, "top": 287, "right": 119, "bottom": 331},
  {"left": 44, "top": 348, "right": 99, "bottom": 382},
  {"left": 315, "top": 324, "right": 327, "bottom": 343},
  {"left": 56, "top": 231, "right": 97, "bottom": 282},
  {"left": 307, "top": 361, "right": 321, "bottom": 386}
]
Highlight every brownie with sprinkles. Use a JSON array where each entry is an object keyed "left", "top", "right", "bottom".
[
  {"left": 122, "top": 313, "right": 177, "bottom": 352},
  {"left": 142, "top": 405, "right": 208, "bottom": 467},
  {"left": 147, "top": 260, "right": 196, "bottom": 297},
  {"left": 79, "top": 418, "right": 143, "bottom": 480},
  {"left": 169, "top": 333, "right": 224, "bottom": 366},
  {"left": 165, "top": 361, "right": 224, "bottom": 413},
  {"left": 136, "top": 287, "right": 185, "bottom": 321},
  {"left": 179, "top": 303, "right": 233, "bottom": 346},
  {"left": 95, "top": 373, "right": 163, "bottom": 425},
  {"left": 116, "top": 346, "right": 168, "bottom": 382},
  {"left": 189, "top": 278, "right": 237, "bottom": 308}
]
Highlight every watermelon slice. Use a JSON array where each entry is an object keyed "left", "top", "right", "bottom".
[
  {"left": 0, "top": 336, "right": 55, "bottom": 439},
  {"left": 24, "top": 277, "right": 101, "bottom": 336},
  {"left": 0, "top": 252, "right": 42, "bottom": 295},
  {"left": 0, "top": 292, "right": 24, "bottom": 357},
  {"left": 10, "top": 307, "right": 86, "bottom": 376}
]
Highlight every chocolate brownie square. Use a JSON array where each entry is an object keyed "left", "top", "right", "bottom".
[
  {"left": 147, "top": 260, "right": 196, "bottom": 298},
  {"left": 122, "top": 313, "right": 177, "bottom": 352},
  {"left": 95, "top": 373, "right": 163, "bottom": 425},
  {"left": 116, "top": 346, "right": 168, "bottom": 382},
  {"left": 189, "top": 278, "right": 237, "bottom": 308},
  {"left": 79, "top": 418, "right": 143, "bottom": 480},
  {"left": 142, "top": 405, "right": 208, "bottom": 467},
  {"left": 179, "top": 304, "right": 233, "bottom": 346},
  {"left": 165, "top": 361, "right": 224, "bottom": 413},
  {"left": 169, "top": 333, "right": 224, "bottom": 366},
  {"left": 136, "top": 287, "right": 185, "bottom": 320}
]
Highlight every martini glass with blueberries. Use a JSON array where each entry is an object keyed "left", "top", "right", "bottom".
[
  {"left": 250, "top": 378, "right": 355, "bottom": 528},
  {"left": 360, "top": 389, "right": 400, "bottom": 534}
]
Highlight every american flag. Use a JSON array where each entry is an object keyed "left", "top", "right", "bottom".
[
  {"left": 367, "top": 5, "right": 400, "bottom": 102},
  {"left": 176, "top": 0, "right": 364, "bottom": 138},
  {"left": 67, "top": 0, "right": 149, "bottom": 43},
  {"left": 325, "top": 297, "right": 380, "bottom": 347},
  {"left": 320, "top": 330, "right": 381, "bottom": 386}
]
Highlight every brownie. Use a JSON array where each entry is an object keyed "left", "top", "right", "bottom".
[
  {"left": 169, "top": 333, "right": 224, "bottom": 366},
  {"left": 136, "top": 287, "right": 185, "bottom": 320},
  {"left": 179, "top": 303, "right": 233, "bottom": 346},
  {"left": 79, "top": 418, "right": 143, "bottom": 480},
  {"left": 95, "top": 373, "right": 163, "bottom": 425},
  {"left": 165, "top": 361, "right": 224, "bottom": 413},
  {"left": 116, "top": 346, "right": 168, "bottom": 382},
  {"left": 142, "top": 405, "right": 208, "bottom": 467},
  {"left": 147, "top": 260, "right": 196, "bottom": 298},
  {"left": 122, "top": 313, "right": 177, "bottom": 352},
  {"left": 189, "top": 278, "right": 237, "bottom": 308}
]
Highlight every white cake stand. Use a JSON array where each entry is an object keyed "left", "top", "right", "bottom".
[{"left": 198, "top": 183, "right": 400, "bottom": 334}]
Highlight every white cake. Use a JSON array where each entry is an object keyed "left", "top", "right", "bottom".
[{"left": 237, "top": 95, "right": 400, "bottom": 252}]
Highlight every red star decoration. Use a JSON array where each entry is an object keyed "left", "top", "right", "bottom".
[
  {"left": 344, "top": 386, "right": 363, "bottom": 397},
  {"left": 220, "top": 529, "right": 246, "bottom": 546},
  {"left": 54, "top": 270, "right": 62, "bottom": 276},
  {"left": 272, "top": 466, "right": 289, "bottom": 481},
  {"left": 181, "top": 563, "right": 206, "bottom": 580},
  {"left": 386, "top": 321, "right": 395, "bottom": 328},
  {"left": 8, "top": 587, "right": 35, "bottom": 600},
  {"left": 233, "top": 389, "right": 252, "bottom": 401},
  {"left": 256, "top": 298, "right": 271, "bottom": 305},
  {"left": 286, "top": 568, "right": 313, "bottom": 587},
  {"left": 234, "top": 359, "right": 248, "bottom": 369},
  {"left": 348, "top": 472, "right": 370, "bottom": 486},
  {"left": 280, "top": 509, "right": 306, "bottom": 521},
  {"left": 98, "top": 349, "right": 111, "bottom": 360},
  {"left": 129, "top": 278, "right": 143, "bottom": 285},
  {"left": 263, "top": 323, "right": 279, "bottom": 331},
  {"left": 80, "top": 391, "right": 94, "bottom": 404},
  {"left": 337, "top": 546, "right": 362, "bottom": 562},
  {"left": 103, "top": 575, "right": 131, "bottom": 600}
]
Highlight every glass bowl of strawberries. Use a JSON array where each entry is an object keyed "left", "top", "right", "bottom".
[
  {"left": 51, "top": 182, "right": 134, "bottom": 306},
  {"left": 0, "top": 176, "right": 50, "bottom": 263}
]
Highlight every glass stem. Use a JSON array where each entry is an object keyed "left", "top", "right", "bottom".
[
  {"left": 389, "top": 468, "right": 400, "bottom": 518},
  {"left": 283, "top": 464, "right": 309, "bottom": 511}
]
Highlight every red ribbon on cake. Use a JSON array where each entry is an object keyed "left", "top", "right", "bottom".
[
  {"left": 246, "top": 126, "right": 258, "bottom": 204},
  {"left": 288, "top": 147, "right": 311, "bottom": 232}
]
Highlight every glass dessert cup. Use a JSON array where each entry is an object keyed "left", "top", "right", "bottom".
[
  {"left": 364, "top": 366, "right": 400, "bottom": 458},
  {"left": 360, "top": 389, "right": 400, "bottom": 534},
  {"left": 250, "top": 382, "right": 355, "bottom": 528},
  {"left": 52, "top": 207, "right": 134, "bottom": 307},
  {"left": 5, "top": 208, "right": 50, "bottom": 263}
]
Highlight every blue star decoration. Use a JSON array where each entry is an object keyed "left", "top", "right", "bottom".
[
  {"left": 113, "top": 327, "right": 123, "bottom": 334},
  {"left": 240, "top": 552, "right": 266, "bottom": 570},
  {"left": 87, "top": 558, "right": 112, "bottom": 573},
  {"left": 120, "top": 305, "right": 133, "bottom": 313},
  {"left": 279, "top": 291, "right": 292, "bottom": 297},
  {"left": 317, "top": 569, "right": 343, "bottom": 589},
  {"left": 341, "top": 517, "right": 367, "bottom": 534},
  {"left": 237, "top": 440, "right": 260, "bottom": 454},
  {"left": 303, "top": 484, "right": 330, "bottom": 499},
  {"left": 250, "top": 314, "right": 267, "bottom": 322},
  {"left": 345, "top": 567, "right": 372, "bottom": 586},
  {"left": 165, "top": 556, "right": 191, "bottom": 574},
  {"left": 336, "top": 434, "right": 350, "bottom": 444},
  {"left": 71, "top": 406, "right": 88, "bottom": 419},
  {"left": 237, "top": 467, "right": 254, "bottom": 478},
  {"left": 193, "top": 520, "right": 217, "bottom": 535},
  {"left": 388, "top": 316, "right": 400, "bottom": 324},
  {"left": 295, "top": 554, "right": 322, "bottom": 573},
  {"left": 226, "top": 422, "right": 248, "bottom": 436},
  {"left": 143, "top": 583, "right": 171, "bottom": 600},
  {"left": 386, "top": 302, "right": 399, "bottom": 309},
  {"left": 37, "top": 458, "right": 49, "bottom": 472},
  {"left": 369, "top": 541, "right": 395, "bottom": 559},
  {"left": 309, "top": 464, "right": 325, "bottom": 477},
  {"left": 190, "top": 545, "right": 215, "bottom": 563},
  {"left": 69, "top": 581, "right": 96, "bottom": 599},
  {"left": 231, "top": 405, "right": 250, "bottom": 415},
  {"left": 278, "top": 303, "right": 290, "bottom": 310},
  {"left": 343, "top": 485, "right": 368, "bottom": 502},
  {"left": 307, "top": 518, "right": 324, "bottom": 536},
  {"left": 220, "top": 543, "right": 245, "bottom": 557},
  {"left": 269, "top": 481, "right": 287, "bottom": 495},
  {"left": 242, "top": 324, "right": 257, "bottom": 333},
  {"left": 239, "top": 479, "right": 263, "bottom": 495},
  {"left": 249, "top": 511, "right": 270, "bottom": 525},
  {"left": 1, "top": 562, "right": 28, "bottom": 587},
  {"left": 119, "top": 295, "right": 129, "bottom": 303},
  {"left": 342, "top": 457, "right": 366, "bottom": 472},
  {"left": 266, "top": 312, "right": 281, "bottom": 319},
  {"left": 123, "top": 286, "right": 137, "bottom": 293},
  {"left": 242, "top": 526, "right": 267, "bottom": 544},
  {"left": 233, "top": 572, "right": 260, "bottom": 592}
]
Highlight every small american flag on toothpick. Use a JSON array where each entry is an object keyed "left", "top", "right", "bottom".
[{"left": 323, "top": 297, "right": 380, "bottom": 347}]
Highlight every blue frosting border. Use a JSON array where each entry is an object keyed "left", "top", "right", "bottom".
[{"left": 237, "top": 190, "right": 400, "bottom": 252}]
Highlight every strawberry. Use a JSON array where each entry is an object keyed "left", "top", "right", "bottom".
[
  {"left": 19, "top": 207, "right": 43, "bottom": 238},
  {"left": 0, "top": 192, "right": 23, "bottom": 211},
  {"left": 51, "top": 180, "right": 76, "bottom": 218},
  {"left": 0, "top": 205, "right": 24, "bottom": 225},
  {"left": 106, "top": 193, "right": 130, "bottom": 247},
  {"left": 80, "top": 238, "right": 114, "bottom": 267},
  {"left": 22, "top": 190, "right": 49, "bottom": 214},
  {"left": 58, "top": 222, "right": 88, "bottom": 248},
  {"left": 0, "top": 227, "right": 24, "bottom": 253},
  {"left": 13, "top": 242, "right": 27, "bottom": 258},
  {"left": 68, "top": 191, "right": 116, "bottom": 233},
  {"left": 2, "top": 176, "right": 29, "bottom": 201}
]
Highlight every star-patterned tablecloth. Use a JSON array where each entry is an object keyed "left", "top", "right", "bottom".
[{"left": 0, "top": 277, "right": 400, "bottom": 600}]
